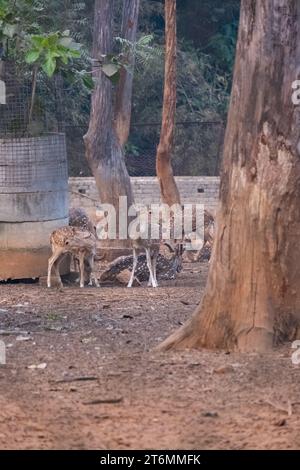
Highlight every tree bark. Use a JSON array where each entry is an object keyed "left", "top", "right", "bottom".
[
  {"left": 156, "top": 0, "right": 181, "bottom": 206},
  {"left": 84, "top": 0, "right": 137, "bottom": 252},
  {"left": 114, "top": 0, "right": 140, "bottom": 147},
  {"left": 159, "top": 0, "right": 300, "bottom": 353}
]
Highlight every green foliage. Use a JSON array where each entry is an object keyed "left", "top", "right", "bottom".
[
  {"left": 0, "top": 0, "right": 93, "bottom": 134},
  {"left": 66, "top": 0, "right": 240, "bottom": 177},
  {"left": 25, "top": 31, "right": 81, "bottom": 77},
  {"left": 0, "top": 0, "right": 88, "bottom": 80},
  {"left": 115, "top": 34, "right": 163, "bottom": 71},
  {"left": 99, "top": 55, "right": 122, "bottom": 84},
  {"left": 98, "top": 35, "right": 162, "bottom": 85},
  {"left": 1, "top": 0, "right": 241, "bottom": 176},
  {"left": 177, "top": 0, "right": 240, "bottom": 75},
  {"left": 0, "top": 0, "right": 16, "bottom": 42},
  {"left": 126, "top": 37, "right": 229, "bottom": 177},
  {"left": 205, "top": 20, "right": 239, "bottom": 73}
]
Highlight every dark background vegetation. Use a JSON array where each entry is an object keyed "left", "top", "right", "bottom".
[
  {"left": 67, "top": 0, "right": 240, "bottom": 177},
  {"left": 1, "top": 0, "right": 241, "bottom": 176}
]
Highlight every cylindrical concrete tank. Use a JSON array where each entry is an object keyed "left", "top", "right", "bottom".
[{"left": 0, "top": 133, "right": 69, "bottom": 280}]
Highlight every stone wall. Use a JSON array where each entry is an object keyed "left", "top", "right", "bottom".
[{"left": 69, "top": 176, "right": 220, "bottom": 216}]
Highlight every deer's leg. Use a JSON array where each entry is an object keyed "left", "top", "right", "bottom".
[
  {"left": 146, "top": 248, "right": 157, "bottom": 288},
  {"left": 78, "top": 252, "right": 85, "bottom": 288},
  {"left": 87, "top": 255, "right": 93, "bottom": 286},
  {"left": 47, "top": 249, "right": 64, "bottom": 288},
  {"left": 152, "top": 251, "right": 158, "bottom": 288},
  {"left": 54, "top": 253, "right": 67, "bottom": 288},
  {"left": 72, "top": 255, "right": 79, "bottom": 273},
  {"left": 146, "top": 252, "right": 154, "bottom": 287},
  {"left": 128, "top": 248, "right": 138, "bottom": 288},
  {"left": 87, "top": 254, "right": 100, "bottom": 287},
  {"left": 148, "top": 251, "right": 158, "bottom": 287}
]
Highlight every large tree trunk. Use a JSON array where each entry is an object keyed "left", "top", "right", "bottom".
[
  {"left": 84, "top": 0, "right": 138, "bottom": 254},
  {"left": 156, "top": 0, "right": 181, "bottom": 206},
  {"left": 160, "top": 0, "right": 300, "bottom": 353},
  {"left": 114, "top": 0, "right": 140, "bottom": 147}
]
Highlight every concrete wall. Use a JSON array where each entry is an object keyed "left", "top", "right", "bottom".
[{"left": 69, "top": 176, "right": 220, "bottom": 215}]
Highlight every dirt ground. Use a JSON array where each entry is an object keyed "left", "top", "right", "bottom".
[{"left": 0, "top": 262, "right": 300, "bottom": 450}]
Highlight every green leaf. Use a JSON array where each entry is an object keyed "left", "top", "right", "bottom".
[
  {"left": 47, "top": 32, "right": 60, "bottom": 47},
  {"left": 25, "top": 49, "right": 41, "bottom": 64},
  {"left": 67, "top": 49, "right": 81, "bottom": 58},
  {"left": 42, "top": 55, "right": 57, "bottom": 77},
  {"left": 3, "top": 23, "right": 17, "bottom": 38},
  {"left": 108, "top": 69, "right": 121, "bottom": 85},
  {"left": 82, "top": 73, "right": 94, "bottom": 90},
  {"left": 59, "top": 36, "right": 73, "bottom": 48},
  {"left": 30, "top": 35, "right": 44, "bottom": 48},
  {"left": 59, "top": 55, "right": 69, "bottom": 65},
  {"left": 137, "top": 34, "right": 153, "bottom": 46},
  {"left": 102, "top": 63, "right": 120, "bottom": 78}
]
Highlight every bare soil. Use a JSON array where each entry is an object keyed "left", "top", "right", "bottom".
[{"left": 0, "top": 262, "right": 299, "bottom": 450}]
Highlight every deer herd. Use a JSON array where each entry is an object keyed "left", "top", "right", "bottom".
[{"left": 47, "top": 207, "right": 214, "bottom": 289}]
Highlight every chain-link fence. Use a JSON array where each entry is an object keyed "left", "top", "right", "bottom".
[
  {"left": 66, "top": 120, "right": 225, "bottom": 178},
  {"left": 0, "top": 60, "right": 224, "bottom": 179},
  {"left": 0, "top": 61, "right": 67, "bottom": 196},
  {"left": 0, "top": 61, "right": 65, "bottom": 138},
  {"left": 0, "top": 60, "right": 68, "bottom": 222}
]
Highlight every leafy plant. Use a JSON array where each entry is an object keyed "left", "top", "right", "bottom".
[
  {"left": 116, "top": 34, "right": 163, "bottom": 71},
  {"left": 25, "top": 31, "right": 81, "bottom": 77},
  {"left": 0, "top": 0, "right": 16, "bottom": 43},
  {"left": 98, "top": 34, "right": 163, "bottom": 84},
  {"left": 0, "top": 0, "right": 92, "bottom": 129},
  {"left": 205, "top": 20, "right": 239, "bottom": 73}
]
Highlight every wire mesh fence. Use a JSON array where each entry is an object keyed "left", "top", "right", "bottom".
[
  {"left": 0, "top": 61, "right": 64, "bottom": 137},
  {"left": 128, "top": 120, "right": 225, "bottom": 177},
  {"left": 0, "top": 61, "right": 68, "bottom": 193},
  {"left": 0, "top": 60, "right": 224, "bottom": 180},
  {"left": 66, "top": 120, "right": 225, "bottom": 178}
]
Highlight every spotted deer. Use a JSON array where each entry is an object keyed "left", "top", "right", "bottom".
[
  {"left": 69, "top": 207, "right": 96, "bottom": 234},
  {"left": 127, "top": 207, "right": 184, "bottom": 288},
  {"left": 100, "top": 241, "right": 183, "bottom": 285},
  {"left": 128, "top": 238, "right": 160, "bottom": 288},
  {"left": 47, "top": 226, "right": 99, "bottom": 288},
  {"left": 68, "top": 207, "right": 98, "bottom": 280}
]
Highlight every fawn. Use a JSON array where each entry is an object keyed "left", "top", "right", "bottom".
[{"left": 47, "top": 226, "right": 99, "bottom": 288}]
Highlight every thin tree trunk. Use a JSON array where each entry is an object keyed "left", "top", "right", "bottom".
[
  {"left": 0, "top": 59, "right": 4, "bottom": 80},
  {"left": 84, "top": 0, "right": 136, "bottom": 254},
  {"left": 27, "top": 65, "right": 38, "bottom": 130},
  {"left": 159, "top": 0, "right": 300, "bottom": 353},
  {"left": 156, "top": 0, "right": 181, "bottom": 206},
  {"left": 114, "top": 0, "right": 140, "bottom": 147}
]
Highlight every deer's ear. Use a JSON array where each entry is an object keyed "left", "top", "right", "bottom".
[{"left": 164, "top": 242, "right": 174, "bottom": 253}]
